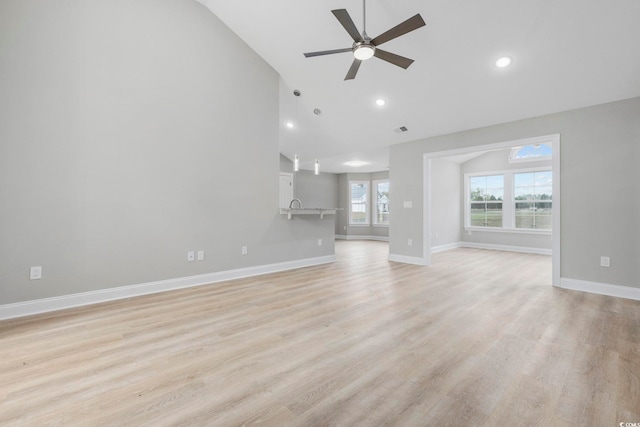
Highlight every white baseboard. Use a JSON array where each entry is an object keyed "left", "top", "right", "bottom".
[
  {"left": 559, "top": 277, "right": 640, "bottom": 301},
  {"left": 460, "top": 241, "right": 552, "bottom": 256},
  {"left": 0, "top": 255, "right": 336, "bottom": 321},
  {"left": 388, "top": 253, "right": 428, "bottom": 266},
  {"left": 336, "top": 234, "right": 389, "bottom": 242},
  {"left": 431, "top": 242, "right": 463, "bottom": 253}
]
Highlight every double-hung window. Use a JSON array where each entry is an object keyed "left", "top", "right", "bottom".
[
  {"left": 373, "top": 180, "right": 389, "bottom": 225},
  {"left": 468, "top": 175, "right": 504, "bottom": 227},
  {"left": 466, "top": 168, "right": 552, "bottom": 232},
  {"left": 349, "top": 181, "right": 369, "bottom": 225},
  {"left": 514, "top": 171, "right": 552, "bottom": 230}
]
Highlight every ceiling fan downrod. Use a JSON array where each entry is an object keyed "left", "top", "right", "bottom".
[{"left": 362, "top": 0, "right": 368, "bottom": 39}]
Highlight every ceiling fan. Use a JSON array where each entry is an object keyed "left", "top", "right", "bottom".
[{"left": 303, "top": 0, "right": 426, "bottom": 80}]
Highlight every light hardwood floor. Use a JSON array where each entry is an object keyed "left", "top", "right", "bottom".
[{"left": 1, "top": 241, "right": 639, "bottom": 426}]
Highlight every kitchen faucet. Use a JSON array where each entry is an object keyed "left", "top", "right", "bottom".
[{"left": 289, "top": 198, "right": 302, "bottom": 208}]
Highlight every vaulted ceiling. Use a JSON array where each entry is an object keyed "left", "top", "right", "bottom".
[{"left": 196, "top": 0, "right": 640, "bottom": 173}]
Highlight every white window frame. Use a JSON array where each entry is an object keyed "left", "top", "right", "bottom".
[
  {"left": 349, "top": 180, "right": 370, "bottom": 225},
  {"left": 372, "top": 179, "right": 390, "bottom": 226},
  {"left": 464, "top": 166, "right": 551, "bottom": 234}
]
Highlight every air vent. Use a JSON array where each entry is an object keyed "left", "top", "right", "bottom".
[{"left": 395, "top": 126, "right": 409, "bottom": 133}]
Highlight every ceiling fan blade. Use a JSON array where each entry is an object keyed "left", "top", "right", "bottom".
[
  {"left": 304, "top": 47, "right": 353, "bottom": 58},
  {"left": 332, "top": 9, "right": 364, "bottom": 42},
  {"left": 374, "top": 49, "right": 415, "bottom": 69},
  {"left": 344, "top": 59, "right": 362, "bottom": 80},
  {"left": 371, "top": 14, "right": 426, "bottom": 46}
]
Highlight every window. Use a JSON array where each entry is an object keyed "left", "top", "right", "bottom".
[
  {"left": 373, "top": 180, "right": 389, "bottom": 225},
  {"left": 465, "top": 168, "right": 552, "bottom": 232},
  {"left": 469, "top": 175, "right": 504, "bottom": 227},
  {"left": 349, "top": 181, "right": 369, "bottom": 225},
  {"left": 514, "top": 171, "right": 552, "bottom": 230},
  {"left": 509, "top": 143, "right": 552, "bottom": 163}
]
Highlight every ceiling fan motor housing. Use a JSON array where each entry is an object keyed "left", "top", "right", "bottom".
[{"left": 353, "top": 42, "right": 375, "bottom": 60}]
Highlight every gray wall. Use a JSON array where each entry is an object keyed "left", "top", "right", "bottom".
[
  {"left": 430, "top": 158, "right": 461, "bottom": 248},
  {"left": 460, "top": 148, "right": 552, "bottom": 250},
  {"left": 280, "top": 153, "right": 293, "bottom": 173},
  {"left": 0, "top": 0, "right": 334, "bottom": 305},
  {"left": 293, "top": 170, "right": 339, "bottom": 210},
  {"left": 390, "top": 97, "right": 640, "bottom": 289},
  {"left": 336, "top": 171, "right": 390, "bottom": 239}
]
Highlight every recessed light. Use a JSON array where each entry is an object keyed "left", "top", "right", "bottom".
[
  {"left": 345, "top": 161, "right": 367, "bottom": 167},
  {"left": 285, "top": 121, "right": 294, "bottom": 129},
  {"left": 375, "top": 99, "right": 386, "bottom": 106},
  {"left": 495, "top": 56, "right": 512, "bottom": 68}
]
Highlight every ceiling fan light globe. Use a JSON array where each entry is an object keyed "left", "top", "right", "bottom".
[{"left": 353, "top": 44, "right": 375, "bottom": 60}]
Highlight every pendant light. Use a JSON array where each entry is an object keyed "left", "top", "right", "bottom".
[
  {"left": 292, "top": 89, "right": 301, "bottom": 172},
  {"left": 313, "top": 108, "right": 321, "bottom": 175}
]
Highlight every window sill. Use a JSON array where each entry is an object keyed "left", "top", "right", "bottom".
[
  {"left": 464, "top": 227, "right": 551, "bottom": 236},
  {"left": 373, "top": 224, "right": 389, "bottom": 228},
  {"left": 349, "top": 224, "right": 371, "bottom": 227}
]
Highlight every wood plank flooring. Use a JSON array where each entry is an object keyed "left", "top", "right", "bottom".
[{"left": 1, "top": 241, "right": 639, "bottom": 426}]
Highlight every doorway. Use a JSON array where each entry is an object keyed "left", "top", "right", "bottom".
[
  {"left": 279, "top": 172, "right": 293, "bottom": 208},
  {"left": 423, "top": 134, "right": 561, "bottom": 286}
]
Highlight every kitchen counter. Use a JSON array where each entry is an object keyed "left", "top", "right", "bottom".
[{"left": 279, "top": 208, "right": 342, "bottom": 220}]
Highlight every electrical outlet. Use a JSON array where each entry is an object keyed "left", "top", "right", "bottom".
[
  {"left": 600, "top": 256, "right": 610, "bottom": 268},
  {"left": 241, "top": 246, "right": 248, "bottom": 255},
  {"left": 197, "top": 250, "right": 205, "bottom": 261},
  {"left": 403, "top": 201, "right": 413, "bottom": 208},
  {"left": 187, "top": 251, "right": 195, "bottom": 262},
  {"left": 30, "top": 266, "right": 42, "bottom": 280},
  {"left": 408, "top": 239, "right": 413, "bottom": 247},
  {"left": 318, "top": 238, "right": 323, "bottom": 246}
]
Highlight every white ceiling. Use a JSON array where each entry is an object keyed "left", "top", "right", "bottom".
[{"left": 196, "top": 0, "right": 640, "bottom": 173}]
